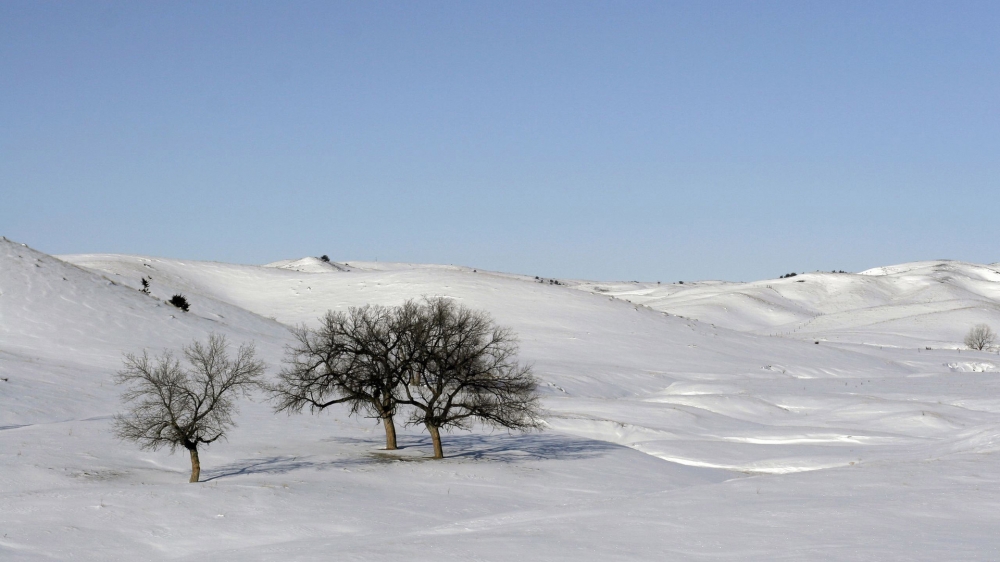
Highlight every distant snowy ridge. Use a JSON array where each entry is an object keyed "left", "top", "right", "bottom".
[{"left": 571, "top": 259, "right": 1000, "bottom": 348}]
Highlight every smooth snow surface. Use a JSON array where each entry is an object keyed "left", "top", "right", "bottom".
[{"left": 3, "top": 238, "right": 999, "bottom": 560}]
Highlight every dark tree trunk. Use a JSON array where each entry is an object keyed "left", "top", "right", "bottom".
[
  {"left": 427, "top": 424, "right": 444, "bottom": 459},
  {"left": 382, "top": 414, "right": 398, "bottom": 450},
  {"left": 188, "top": 446, "right": 201, "bottom": 483}
]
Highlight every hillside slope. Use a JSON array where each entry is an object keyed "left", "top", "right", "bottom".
[{"left": 0, "top": 239, "right": 291, "bottom": 426}]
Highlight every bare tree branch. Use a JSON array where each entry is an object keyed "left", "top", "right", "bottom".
[
  {"left": 965, "top": 324, "right": 997, "bottom": 351},
  {"left": 112, "top": 334, "right": 265, "bottom": 482},
  {"left": 268, "top": 303, "right": 423, "bottom": 450},
  {"left": 400, "top": 298, "right": 543, "bottom": 459}
]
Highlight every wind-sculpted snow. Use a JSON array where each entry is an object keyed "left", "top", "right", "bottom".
[{"left": 2, "top": 239, "right": 999, "bottom": 560}]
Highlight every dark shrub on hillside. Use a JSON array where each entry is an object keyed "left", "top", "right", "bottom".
[{"left": 169, "top": 294, "right": 190, "bottom": 312}]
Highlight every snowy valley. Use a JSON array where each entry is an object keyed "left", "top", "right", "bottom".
[{"left": 2, "top": 237, "right": 999, "bottom": 560}]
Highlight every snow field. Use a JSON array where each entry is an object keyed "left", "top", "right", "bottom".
[{"left": 2, "top": 238, "right": 1000, "bottom": 560}]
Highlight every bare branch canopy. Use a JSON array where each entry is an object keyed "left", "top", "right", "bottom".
[
  {"left": 112, "top": 334, "right": 265, "bottom": 482},
  {"left": 965, "top": 324, "right": 997, "bottom": 351},
  {"left": 270, "top": 298, "right": 543, "bottom": 458}
]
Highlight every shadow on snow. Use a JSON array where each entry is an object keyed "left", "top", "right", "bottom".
[{"left": 202, "top": 432, "right": 619, "bottom": 482}]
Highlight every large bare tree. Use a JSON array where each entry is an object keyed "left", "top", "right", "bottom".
[
  {"left": 113, "top": 334, "right": 265, "bottom": 482},
  {"left": 400, "top": 298, "right": 542, "bottom": 459},
  {"left": 270, "top": 303, "right": 421, "bottom": 450},
  {"left": 965, "top": 324, "right": 997, "bottom": 351}
]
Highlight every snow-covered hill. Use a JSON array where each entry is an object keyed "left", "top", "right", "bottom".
[
  {"left": 572, "top": 260, "right": 1000, "bottom": 348},
  {"left": 264, "top": 256, "right": 352, "bottom": 273},
  {"left": 3, "top": 238, "right": 1000, "bottom": 560}
]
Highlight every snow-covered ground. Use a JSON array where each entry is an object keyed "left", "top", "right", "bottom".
[{"left": 2, "top": 237, "right": 999, "bottom": 560}]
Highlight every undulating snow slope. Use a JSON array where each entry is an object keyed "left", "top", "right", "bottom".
[
  {"left": 3, "top": 238, "right": 1000, "bottom": 560},
  {"left": 572, "top": 260, "right": 1000, "bottom": 349}
]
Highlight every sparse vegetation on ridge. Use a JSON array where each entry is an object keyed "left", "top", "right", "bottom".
[{"left": 169, "top": 294, "right": 190, "bottom": 312}]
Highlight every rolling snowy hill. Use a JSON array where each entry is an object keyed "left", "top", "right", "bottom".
[
  {"left": 3, "top": 237, "right": 1000, "bottom": 560},
  {"left": 572, "top": 260, "right": 1000, "bottom": 348}
]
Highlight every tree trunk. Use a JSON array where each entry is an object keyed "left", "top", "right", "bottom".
[
  {"left": 188, "top": 446, "right": 201, "bottom": 483},
  {"left": 427, "top": 424, "right": 444, "bottom": 459},
  {"left": 382, "top": 414, "right": 398, "bottom": 450}
]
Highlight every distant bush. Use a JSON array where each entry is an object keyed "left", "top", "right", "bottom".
[
  {"left": 139, "top": 276, "right": 151, "bottom": 295},
  {"left": 319, "top": 255, "right": 330, "bottom": 263},
  {"left": 169, "top": 294, "right": 190, "bottom": 312},
  {"left": 780, "top": 272, "right": 797, "bottom": 279},
  {"left": 965, "top": 324, "right": 996, "bottom": 351}
]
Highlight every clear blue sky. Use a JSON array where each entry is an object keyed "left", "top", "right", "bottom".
[{"left": 2, "top": 1, "right": 998, "bottom": 281}]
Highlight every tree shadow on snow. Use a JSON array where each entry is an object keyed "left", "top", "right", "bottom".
[
  {"left": 407, "top": 432, "right": 621, "bottom": 463},
  {"left": 202, "top": 433, "right": 619, "bottom": 481},
  {"left": 200, "top": 454, "right": 377, "bottom": 481}
]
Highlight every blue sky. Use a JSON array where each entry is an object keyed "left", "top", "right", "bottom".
[{"left": 2, "top": 1, "right": 998, "bottom": 281}]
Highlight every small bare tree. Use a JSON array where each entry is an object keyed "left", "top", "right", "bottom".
[
  {"left": 270, "top": 303, "right": 421, "bottom": 450},
  {"left": 400, "top": 298, "right": 542, "bottom": 459},
  {"left": 965, "top": 324, "right": 997, "bottom": 351},
  {"left": 113, "top": 334, "right": 265, "bottom": 482}
]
